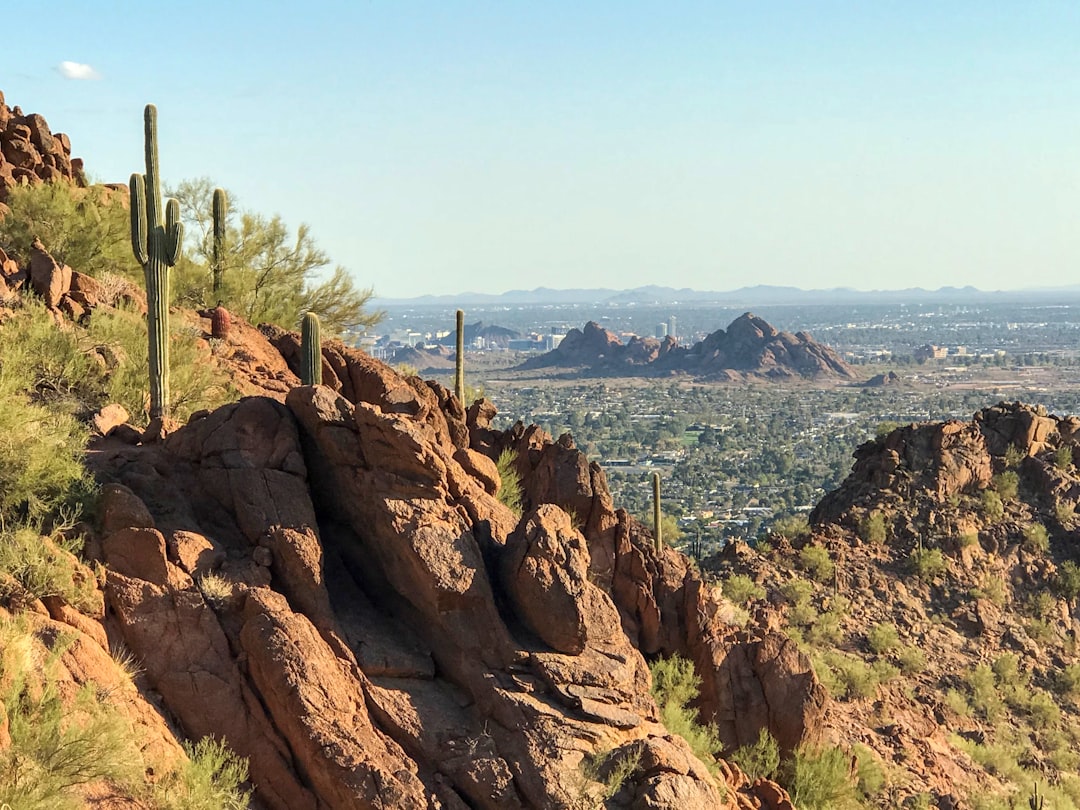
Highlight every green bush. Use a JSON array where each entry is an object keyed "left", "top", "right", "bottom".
[
  {"left": 0, "top": 388, "right": 92, "bottom": 526},
  {"left": 154, "top": 737, "right": 251, "bottom": 810},
  {"left": 1057, "top": 663, "right": 1080, "bottom": 697},
  {"left": 1055, "top": 500, "right": 1076, "bottom": 525},
  {"left": 1055, "top": 444, "right": 1073, "bottom": 471},
  {"left": 771, "top": 514, "right": 809, "bottom": 541},
  {"left": 992, "top": 471, "right": 1019, "bottom": 501},
  {"left": 859, "top": 512, "right": 887, "bottom": 544},
  {"left": 0, "top": 527, "right": 98, "bottom": 613},
  {"left": 970, "top": 572, "right": 1007, "bottom": 607},
  {"left": 823, "top": 652, "right": 879, "bottom": 700},
  {"left": 980, "top": 490, "right": 1004, "bottom": 522},
  {"left": 799, "top": 545, "right": 834, "bottom": 583},
  {"left": 780, "top": 577, "right": 814, "bottom": 607},
  {"left": 494, "top": 448, "right": 523, "bottom": 517},
  {"left": 782, "top": 744, "right": 861, "bottom": 810},
  {"left": 722, "top": 574, "right": 765, "bottom": 605},
  {"left": 896, "top": 645, "right": 926, "bottom": 675},
  {"left": 852, "top": 743, "right": 885, "bottom": 798},
  {"left": 1056, "top": 561, "right": 1080, "bottom": 602},
  {"left": 1022, "top": 523, "right": 1050, "bottom": 554},
  {"left": 910, "top": 548, "right": 947, "bottom": 581},
  {"left": 1003, "top": 444, "right": 1026, "bottom": 469},
  {"left": 964, "top": 663, "right": 1004, "bottom": 723},
  {"left": 649, "top": 656, "right": 722, "bottom": 771},
  {"left": 0, "top": 181, "right": 141, "bottom": 282},
  {"left": 729, "top": 728, "right": 779, "bottom": 781},
  {"left": 867, "top": 622, "right": 900, "bottom": 655}
]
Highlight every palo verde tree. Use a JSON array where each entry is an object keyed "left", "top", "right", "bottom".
[
  {"left": 166, "top": 177, "right": 382, "bottom": 337},
  {"left": 130, "top": 104, "right": 184, "bottom": 420}
]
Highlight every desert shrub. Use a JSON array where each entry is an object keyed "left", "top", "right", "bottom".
[
  {"left": 0, "top": 390, "right": 92, "bottom": 526},
  {"left": 729, "top": 728, "right": 779, "bottom": 781},
  {"left": 910, "top": 548, "right": 947, "bottom": 581},
  {"left": 0, "top": 618, "right": 139, "bottom": 809},
  {"left": 970, "top": 572, "right": 1007, "bottom": 607},
  {"left": 0, "top": 527, "right": 98, "bottom": 613},
  {"left": 871, "top": 659, "right": 900, "bottom": 684},
  {"left": 649, "top": 656, "right": 722, "bottom": 770},
  {"left": 495, "top": 449, "right": 523, "bottom": 517},
  {"left": 799, "top": 545, "right": 834, "bottom": 583},
  {"left": 1027, "top": 617, "right": 1056, "bottom": 645},
  {"left": 722, "top": 574, "right": 765, "bottom": 605},
  {"left": 859, "top": 512, "right": 887, "bottom": 545},
  {"left": 197, "top": 573, "right": 234, "bottom": 609},
  {"left": 958, "top": 530, "right": 980, "bottom": 547},
  {"left": 944, "top": 688, "right": 970, "bottom": 717},
  {"left": 771, "top": 514, "right": 809, "bottom": 541},
  {"left": 782, "top": 744, "right": 861, "bottom": 810},
  {"left": 1055, "top": 444, "right": 1074, "bottom": 471},
  {"left": 964, "top": 664, "right": 1004, "bottom": 723},
  {"left": 1003, "top": 443, "right": 1026, "bottom": 469},
  {"left": 153, "top": 737, "right": 251, "bottom": 810},
  {"left": 991, "top": 653, "right": 1024, "bottom": 687},
  {"left": 1022, "top": 523, "right": 1050, "bottom": 554},
  {"left": 1026, "top": 590, "right": 1057, "bottom": 620},
  {"left": 780, "top": 578, "right": 814, "bottom": 607},
  {"left": 805, "top": 609, "right": 844, "bottom": 647},
  {"left": 896, "top": 645, "right": 926, "bottom": 675},
  {"left": 1056, "top": 500, "right": 1076, "bottom": 525},
  {"left": 867, "top": 622, "right": 900, "bottom": 655},
  {"left": 823, "top": 652, "right": 879, "bottom": 700},
  {"left": 992, "top": 471, "right": 1019, "bottom": 500},
  {"left": 1028, "top": 690, "right": 1061, "bottom": 730},
  {"left": 1057, "top": 663, "right": 1080, "bottom": 697},
  {"left": 0, "top": 181, "right": 140, "bottom": 282},
  {"left": 852, "top": 743, "right": 885, "bottom": 798},
  {"left": 980, "top": 490, "right": 1004, "bottom": 522},
  {"left": 1056, "top": 560, "right": 1080, "bottom": 602}
]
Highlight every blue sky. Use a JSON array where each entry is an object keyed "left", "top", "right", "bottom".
[{"left": 4, "top": 2, "right": 1078, "bottom": 298}]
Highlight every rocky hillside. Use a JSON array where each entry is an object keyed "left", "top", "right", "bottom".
[
  {"left": 706, "top": 402, "right": 1080, "bottom": 808},
  {"left": 524, "top": 313, "right": 857, "bottom": 381}
]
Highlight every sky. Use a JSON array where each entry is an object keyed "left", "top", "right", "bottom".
[{"left": 3, "top": 2, "right": 1078, "bottom": 299}]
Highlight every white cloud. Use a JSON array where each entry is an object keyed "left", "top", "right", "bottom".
[{"left": 57, "top": 61, "right": 101, "bottom": 80}]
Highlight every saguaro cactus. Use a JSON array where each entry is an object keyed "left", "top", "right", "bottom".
[
  {"left": 211, "top": 187, "right": 227, "bottom": 295},
  {"left": 1030, "top": 783, "right": 1044, "bottom": 810},
  {"left": 301, "top": 311, "right": 322, "bottom": 386},
  {"left": 652, "top": 472, "right": 663, "bottom": 552},
  {"left": 455, "top": 309, "right": 465, "bottom": 404},
  {"left": 130, "top": 104, "right": 184, "bottom": 420}
]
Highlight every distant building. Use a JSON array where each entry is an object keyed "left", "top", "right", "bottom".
[
  {"left": 656, "top": 323, "right": 668, "bottom": 339},
  {"left": 668, "top": 315, "right": 678, "bottom": 339},
  {"left": 914, "top": 344, "right": 948, "bottom": 361}
]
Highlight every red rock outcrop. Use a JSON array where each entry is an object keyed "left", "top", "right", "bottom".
[{"left": 0, "top": 91, "right": 83, "bottom": 202}]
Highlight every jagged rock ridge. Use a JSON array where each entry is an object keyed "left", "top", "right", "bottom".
[{"left": 525, "top": 312, "right": 857, "bottom": 380}]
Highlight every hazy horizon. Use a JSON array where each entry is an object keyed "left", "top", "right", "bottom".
[{"left": 5, "top": 2, "right": 1078, "bottom": 299}]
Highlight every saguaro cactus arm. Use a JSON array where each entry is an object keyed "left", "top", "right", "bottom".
[{"left": 301, "top": 311, "right": 322, "bottom": 386}]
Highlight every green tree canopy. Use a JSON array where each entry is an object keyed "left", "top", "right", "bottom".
[{"left": 167, "top": 177, "right": 382, "bottom": 338}]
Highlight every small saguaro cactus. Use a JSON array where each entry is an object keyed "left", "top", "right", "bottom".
[
  {"left": 130, "top": 104, "right": 184, "bottom": 420},
  {"left": 652, "top": 472, "right": 663, "bottom": 552},
  {"left": 301, "top": 311, "right": 322, "bottom": 386},
  {"left": 455, "top": 309, "right": 465, "bottom": 404},
  {"left": 1029, "top": 783, "right": 1044, "bottom": 810},
  {"left": 211, "top": 187, "right": 227, "bottom": 295}
]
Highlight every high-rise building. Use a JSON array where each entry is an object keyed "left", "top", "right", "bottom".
[{"left": 668, "top": 315, "right": 678, "bottom": 340}]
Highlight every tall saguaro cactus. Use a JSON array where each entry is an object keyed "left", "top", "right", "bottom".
[
  {"left": 652, "top": 472, "right": 663, "bottom": 552},
  {"left": 301, "top": 311, "right": 322, "bottom": 386},
  {"left": 455, "top": 309, "right": 465, "bottom": 404},
  {"left": 211, "top": 187, "right": 227, "bottom": 295},
  {"left": 130, "top": 104, "right": 184, "bottom": 420}
]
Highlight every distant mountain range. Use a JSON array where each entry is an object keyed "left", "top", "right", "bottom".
[{"left": 374, "top": 283, "right": 1080, "bottom": 308}]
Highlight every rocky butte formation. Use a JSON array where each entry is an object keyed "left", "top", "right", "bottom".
[
  {"left": 523, "top": 312, "right": 857, "bottom": 381},
  {"left": 0, "top": 90, "right": 86, "bottom": 205}
]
